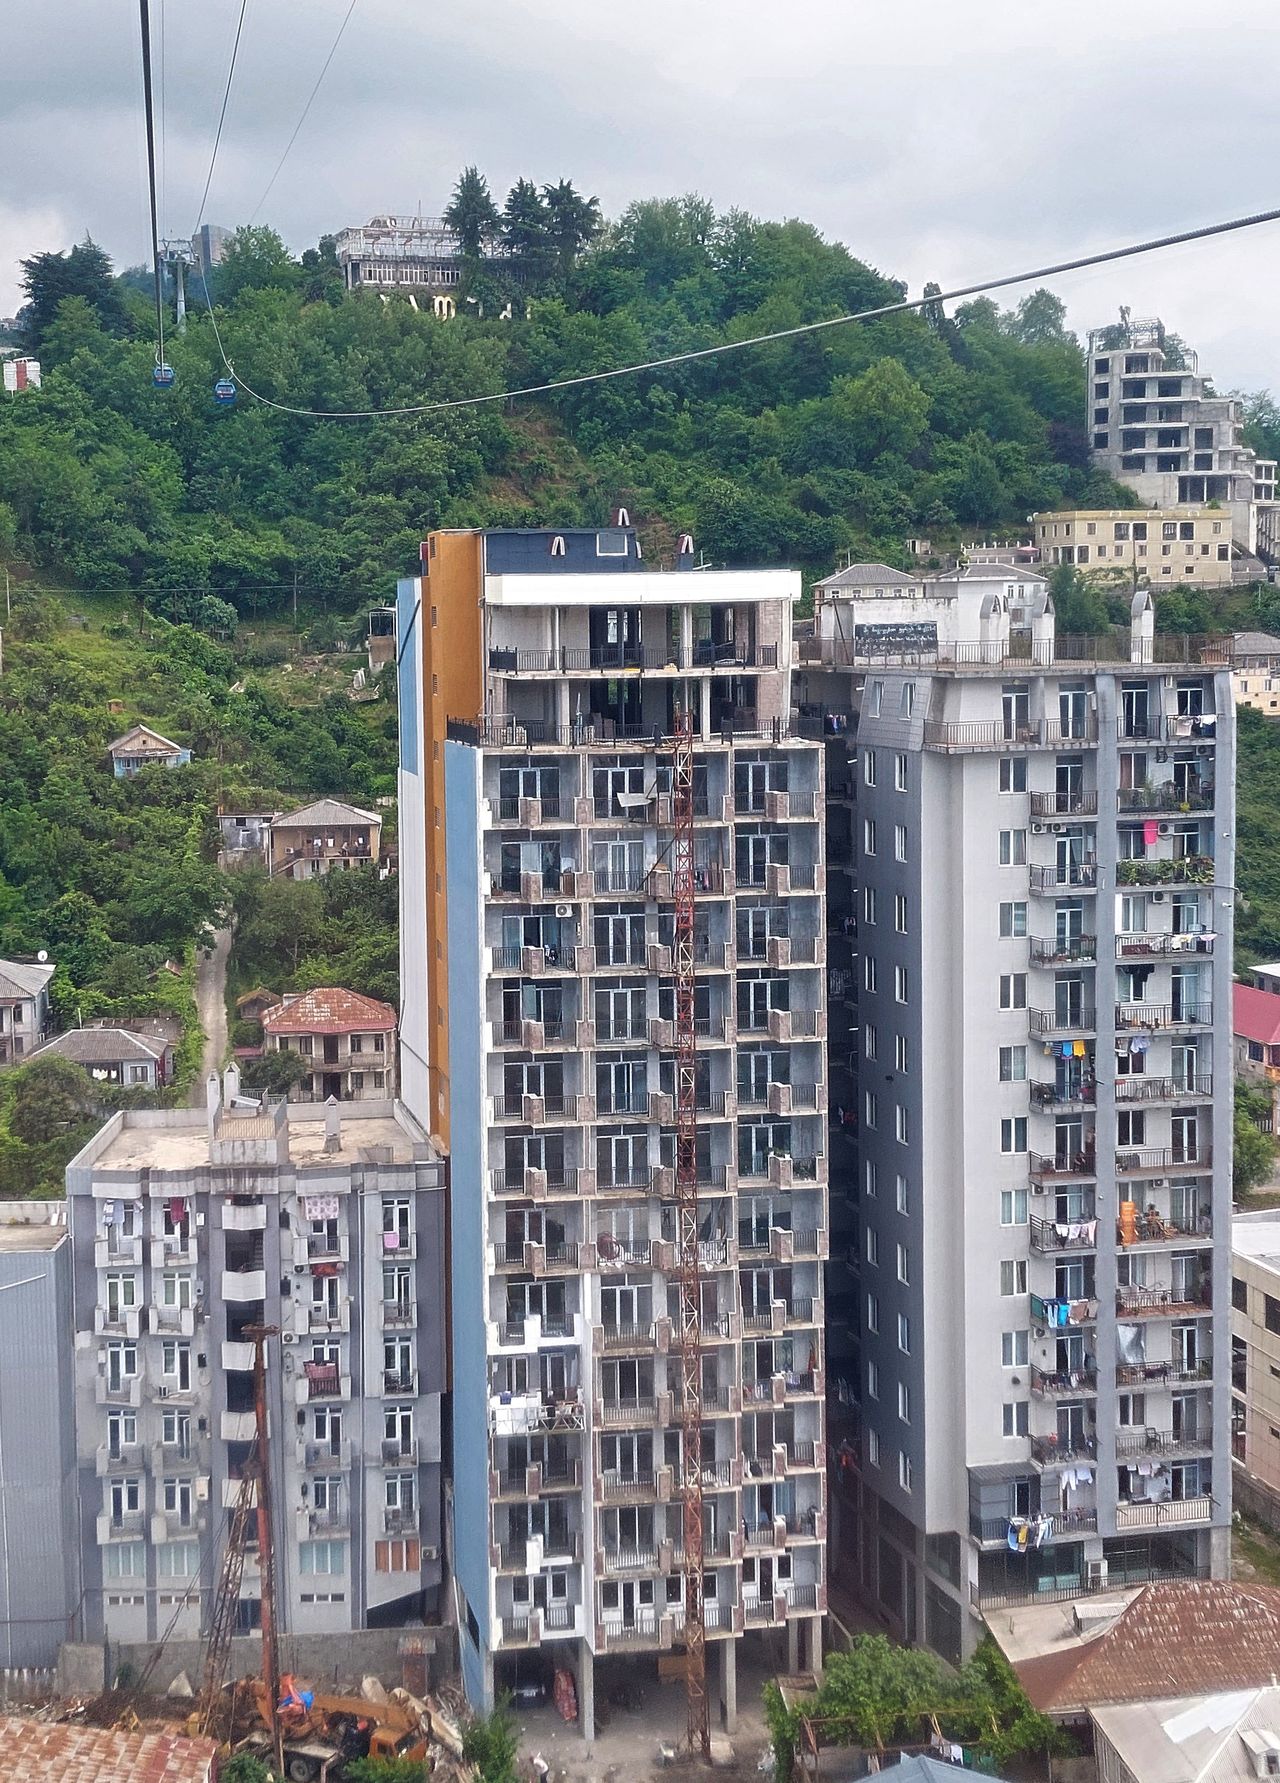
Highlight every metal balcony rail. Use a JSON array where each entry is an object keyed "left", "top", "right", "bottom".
[
  {"left": 1117, "top": 1360, "right": 1211, "bottom": 1385},
  {"left": 1030, "top": 1433, "right": 1097, "bottom": 1465},
  {"left": 1029, "top": 1213, "right": 1097, "bottom": 1252},
  {"left": 1116, "top": 1280, "right": 1211, "bottom": 1314},
  {"left": 450, "top": 717, "right": 790, "bottom": 749},
  {"left": 1115, "top": 933, "right": 1215, "bottom": 959},
  {"left": 1030, "top": 936, "right": 1097, "bottom": 963},
  {"left": 1030, "top": 1365, "right": 1098, "bottom": 1396},
  {"left": 1115, "top": 1145, "right": 1212, "bottom": 1173},
  {"left": 1030, "top": 863, "right": 1099, "bottom": 892},
  {"left": 1030, "top": 1079, "right": 1096, "bottom": 1108},
  {"left": 1116, "top": 1002, "right": 1214, "bottom": 1030},
  {"left": 1115, "top": 1428, "right": 1210, "bottom": 1459},
  {"left": 1029, "top": 1150, "right": 1097, "bottom": 1181},
  {"left": 1115, "top": 857, "right": 1215, "bottom": 887},
  {"left": 1029, "top": 1007, "right": 1097, "bottom": 1037},
  {"left": 1115, "top": 1074, "right": 1213, "bottom": 1102},
  {"left": 924, "top": 716, "right": 1099, "bottom": 751},
  {"left": 1031, "top": 791, "right": 1100, "bottom": 817},
  {"left": 1117, "top": 784, "right": 1214, "bottom": 813}
]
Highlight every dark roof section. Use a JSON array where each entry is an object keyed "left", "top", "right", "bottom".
[{"left": 263, "top": 988, "right": 397, "bottom": 1036}]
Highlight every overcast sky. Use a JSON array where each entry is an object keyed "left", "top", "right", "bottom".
[{"left": 5, "top": 0, "right": 1280, "bottom": 392}]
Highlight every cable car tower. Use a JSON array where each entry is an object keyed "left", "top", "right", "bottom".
[{"left": 161, "top": 239, "right": 196, "bottom": 333}]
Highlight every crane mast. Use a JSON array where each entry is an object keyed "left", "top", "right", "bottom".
[{"left": 671, "top": 709, "right": 709, "bottom": 1756}]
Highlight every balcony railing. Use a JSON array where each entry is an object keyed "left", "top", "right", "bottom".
[
  {"left": 1116, "top": 932, "right": 1215, "bottom": 960},
  {"left": 1117, "top": 1360, "right": 1212, "bottom": 1386},
  {"left": 1115, "top": 1145, "right": 1212, "bottom": 1175},
  {"left": 1114, "top": 1494, "right": 1214, "bottom": 1530},
  {"left": 1030, "top": 1079, "right": 1095, "bottom": 1109},
  {"left": 1115, "top": 1074, "right": 1214, "bottom": 1103},
  {"left": 1115, "top": 856, "right": 1215, "bottom": 887},
  {"left": 1114, "top": 1428, "right": 1212, "bottom": 1459},
  {"left": 1030, "top": 1365, "right": 1098, "bottom": 1397},
  {"left": 1117, "top": 783, "right": 1215, "bottom": 813},
  {"left": 1030, "top": 863, "right": 1098, "bottom": 893},
  {"left": 1116, "top": 1281, "right": 1211, "bottom": 1315},
  {"left": 1030, "top": 1433, "right": 1097, "bottom": 1467},
  {"left": 1029, "top": 1213, "right": 1097, "bottom": 1252},
  {"left": 923, "top": 715, "right": 1100, "bottom": 750},
  {"left": 1029, "top": 1150, "right": 1097, "bottom": 1183},
  {"left": 1030, "top": 936, "right": 1097, "bottom": 964},
  {"left": 1031, "top": 791, "right": 1099, "bottom": 817}
]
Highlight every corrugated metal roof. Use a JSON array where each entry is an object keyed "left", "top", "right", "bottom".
[
  {"left": 0, "top": 1717, "right": 216, "bottom": 1782},
  {"left": 33, "top": 1029, "right": 162, "bottom": 1065},
  {"left": 106, "top": 723, "right": 183, "bottom": 756},
  {"left": 0, "top": 960, "right": 54, "bottom": 1001},
  {"left": 271, "top": 798, "right": 380, "bottom": 830}
]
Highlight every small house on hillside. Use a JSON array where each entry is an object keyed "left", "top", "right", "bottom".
[
  {"left": 236, "top": 988, "right": 281, "bottom": 1024},
  {"left": 0, "top": 957, "right": 54, "bottom": 1064},
  {"left": 262, "top": 987, "right": 397, "bottom": 1102},
  {"left": 267, "top": 798, "right": 381, "bottom": 878},
  {"left": 31, "top": 1025, "right": 171, "bottom": 1087},
  {"left": 107, "top": 723, "right": 191, "bottom": 777},
  {"left": 217, "top": 809, "right": 279, "bottom": 864}
]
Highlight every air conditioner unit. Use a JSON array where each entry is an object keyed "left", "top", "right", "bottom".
[
  {"left": 1050, "top": 822, "right": 1064, "bottom": 834},
  {"left": 422, "top": 1544, "right": 439, "bottom": 1562},
  {"left": 555, "top": 903, "right": 573, "bottom": 918},
  {"left": 1087, "top": 1557, "right": 1109, "bottom": 1586},
  {"left": 1158, "top": 821, "right": 1172, "bottom": 836},
  {"left": 294, "top": 1264, "right": 307, "bottom": 1274},
  {"left": 1151, "top": 890, "right": 1167, "bottom": 903},
  {"left": 1151, "top": 1177, "right": 1168, "bottom": 1189},
  {"left": 282, "top": 1332, "right": 297, "bottom": 1344},
  {"left": 1030, "top": 821, "right": 1046, "bottom": 835}
]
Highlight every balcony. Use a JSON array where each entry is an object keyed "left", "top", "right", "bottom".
[
  {"left": 1030, "top": 1079, "right": 1095, "bottom": 1110},
  {"left": 1116, "top": 1207, "right": 1212, "bottom": 1246},
  {"left": 1116, "top": 1281, "right": 1211, "bottom": 1317},
  {"left": 1115, "top": 1003, "right": 1214, "bottom": 1032},
  {"left": 1028, "top": 1006, "right": 1096, "bottom": 1041},
  {"left": 1031, "top": 791, "right": 1099, "bottom": 818},
  {"left": 1118, "top": 783, "right": 1215, "bottom": 814},
  {"left": 970, "top": 1507, "right": 1098, "bottom": 1546},
  {"left": 383, "top": 1507, "right": 419, "bottom": 1537},
  {"left": 1030, "top": 1365, "right": 1098, "bottom": 1398},
  {"left": 1030, "top": 864, "right": 1098, "bottom": 894},
  {"left": 1030, "top": 936, "right": 1097, "bottom": 965},
  {"left": 923, "top": 716, "right": 1098, "bottom": 751},
  {"left": 1115, "top": 1074, "right": 1214, "bottom": 1104},
  {"left": 1029, "top": 1213, "right": 1097, "bottom": 1252},
  {"left": 1116, "top": 1145, "right": 1213, "bottom": 1177},
  {"left": 1114, "top": 1495, "right": 1213, "bottom": 1530},
  {"left": 302, "top": 1361, "right": 343, "bottom": 1400},
  {"left": 1115, "top": 857, "right": 1215, "bottom": 887},
  {"left": 1030, "top": 1433, "right": 1096, "bottom": 1469},
  {"left": 1029, "top": 1149, "right": 1096, "bottom": 1184},
  {"left": 1114, "top": 1428, "right": 1213, "bottom": 1461},
  {"left": 1117, "top": 1360, "right": 1212, "bottom": 1387}
]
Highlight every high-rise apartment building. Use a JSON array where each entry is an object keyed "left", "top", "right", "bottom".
[
  {"left": 799, "top": 582, "right": 1234, "bottom": 1663},
  {"left": 67, "top": 1072, "right": 446, "bottom": 1648},
  {"left": 397, "top": 523, "right": 828, "bottom": 1737},
  {"left": 1086, "top": 316, "right": 1276, "bottom": 556}
]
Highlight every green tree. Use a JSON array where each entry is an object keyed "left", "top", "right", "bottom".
[
  {"left": 212, "top": 227, "right": 299, "bottom": 304},
  {"left": 542, "top": 179, "right": 602, "bottom": 278},
  {"left": 1049, "top": 562, "right": 1113, "bottom": 633},
  {"left": 18, "top": 239, "right": 130, "bottom": 356},
  {"left": 343, "top": 1759, "right": 424, "bottom": 1783},
  {"left": 1235, "top": 1081, "right": 1277, "bottom": 1196},
  {"left": 462, "top": 1700, "right": 520, "bottom": 1783},
  {"left": 240, "top": 1049, "right": 308, "bottom": 1096},
  {"left": 501, "top": 178, "right": 551, "bottom": 269},
  {"left": 1004, "top": 288, "right": 1073, "bottom": 347},
  {"left": 445, "top": 167, "right": 501, "bottom": 261},
  {"left": 4, "top": 1054, "right": 99, "bottom": 1144},
  {"left": 220, "top": 1755, "right": 272, "bottom": 1783},
  {"left": 831, "top": 359, "right": 930, "bottom": 465}
]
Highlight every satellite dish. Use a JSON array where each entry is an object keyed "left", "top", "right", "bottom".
[{"left": 36, "top": 950, "right": 48, "bottom": 962}]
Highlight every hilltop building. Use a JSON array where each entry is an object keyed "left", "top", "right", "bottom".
[
  {"left": 397, "top": 522, "right": 829, "bottom": 1737},
  {"left": 107, "top": 724, "right": 191, "bottom": 777},
  {"left": 262, "top": 988, "right": 398, "bottom": 1102},
  {"left": 798, "top": 574, "right": 1234, "bottom": 1661},
  {"left": 0, "top": 956, "right": 54, "bottom": 1064},
  {"left": 1032, "top": 508, "right": 1236, "bottom": 587},
  {"left": 267, "top": 799, "right": 382, "bottom": 879}
]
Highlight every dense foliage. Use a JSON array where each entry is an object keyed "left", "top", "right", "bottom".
[
  {"left": 228, "top": 866, "right": 399, "bottom": 1007},
  {"left": 763, "top": 1635, "right": 1068, "bottom": 1783},
  {"left": 3, "top": 192, "right": 1137, "bottom": 616}
]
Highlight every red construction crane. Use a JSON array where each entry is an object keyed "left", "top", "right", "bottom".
[{"left": 671, "top": 709, "right": 709, "bottom": 1756}]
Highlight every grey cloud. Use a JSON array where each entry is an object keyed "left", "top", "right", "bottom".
[{"left": 2, "top": 0, "right": 1279, "bottom": 393}]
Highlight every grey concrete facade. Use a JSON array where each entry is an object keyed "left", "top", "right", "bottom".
[
  {"left": 799, "top": 589, "right": 1234, "bottom": 1661},
  {"left": 65, "top": 1080, "right": 446, "bottom": 1650}
]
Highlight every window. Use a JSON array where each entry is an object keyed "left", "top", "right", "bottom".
[
  {"left": 864, "top": 1022, "right": 878, "bottom": 1061},
  {"left": 1233, "top": 1277, "right": 1249, "bottom": 1313},
  {"left": 1002, "top": 1402, "right": 1029, "bottom": 1437},
  {"left": 895, "top": 752, "right": 908, "bottom": 792},
  {"left": 863, "top": 819, "right": 877, "bottom": 855},
  {"left": 998, "top": 974, "right": 1027, "bottom": 1010},
  {"left": 1000, "top": 1188, "right": 1028, "bottom": 1226},
  {"left": 895, "top": 1104, "right": 909, "bottom": 1145},
  {"left": 895, "top": 1174, "right": 909, "bottom": 1214},
  {"left": 864, "top": 751, "right": 877, "bottom": 787},
  {"left": 869, "top": 681, "right": 883, "bottom": 718},
  {"left": 894, "top": 965, "right": 908, "bottom": 1004},
  {"left": 867, "top": 1360, "right": 880, "bottom": 1399},
  {"left": 157, "top": 1541, "right": 199, "bottom": 1579},
  {"left": 866, "top": 1160, "right": 879, "bottom": 1197},
  {"left": 897, "top": 1312, "right": 911, "bottom": 1354},
  {"left": 999, "top": 901, "right": 1027, "bottom": 938},
  {"left": 866, "top": 1228, "right": 879, "bottom": 1266},
  {"left": 868, "top": 1430, "right": 881, "bottom": 1467},
  {"left": 1000, "top": 1117, "right": 1028, "bottom": 1153},
  {"left": 867, "top": 1293, "right": 880, "bottom": 1334},
  {"left": 103, "top": 1542, "right": 146, "bottom": 1580},
  {"left": 894, "top": 824, "right": 908, "bottom": 862},
  {"left": 864, "top": 1090, "right": 878, "bottom": 1129},
  {"left": 894, "top": 1034, "right": 908, "bottom": 1072},
  {"left": 999, "top": 830, "right": 1027, "bottom": 866},
  {"left": 999, "top": 1045, "right": 1027, "bottom": 1082},
  {"left": 900, "top": 683, "right": 916, "bottom": 718},
  {"left": 899, "top": 1451, "right": 913, "bottom": 1492},
  {"left": 1002, "top": 1330, "right": 1029, "bottom": 1367},
  {"left": 898, "top": 1381, "right": 911, "bottom": 1423},
  {"left": 299, "top": 1540, "right": 347, "bottom": 1576},
  {"left": 999, "top": 757, "right": 1027, "bottom": 793},
  {"left": 863, "top": 886, "right": 877, "bottom": 924},
  {"left": 897, "top": 1242, "right": 910, "bottom": 1284},
  {"left": 1265, "top": 1294, "right": 1280, "bottom": 1335},
  {"left": 894, "top": 893, "right": 907, "bottom": 934},
  {"left": 1000, "top": 1260, "right": 1028, "bottom": 1295}
]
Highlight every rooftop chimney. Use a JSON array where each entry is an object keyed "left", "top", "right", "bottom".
[
  {"left": 1130, "top": 586, "right": 1154, "bottom": 664},
  {"left": 223, "top": 1061, "right": 242, "bottom": 1104},
  {"left": 205, "top": 1071, "right": 221, "bottom": 1137},
  {"left": 323, "top": 1095, "right": 342, "bottom": 1154}
]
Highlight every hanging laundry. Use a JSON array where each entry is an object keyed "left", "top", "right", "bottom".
[
  {"left": 383, "top": 1231, "right": 400, "bottom": 1250},
  {"left": 168, "top": 1196, "right": 187, "bottom": 1226},
  {"left": 1073, "top": 1040, "right": 1086, "bottom": 1058},
  {"left": 1060, "top": 1042, "right": 1074, "bottom": 1058},
  {"left": 1131, "top": 1035, "right": 1150, "bottom": 1055},
  {"left": 1143, "top": 819, "right": 1160, "bottom": 846},
  {"left": 303, "top": 1195, "right": 340, "bottom": 1220}
]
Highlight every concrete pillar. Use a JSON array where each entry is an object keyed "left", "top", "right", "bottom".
[
  {"left": 805, "top": 1614, "right": 824, "bottom": 1682},
  {"left": 720, "top": 1638, "right": 738, "bottom": 1733},
  {"left": 578, "top": 1639, "right": 595, "bottom": 1744},
  {"left": 786, "top": 1616, "right": 800, "bottom": 1675}
]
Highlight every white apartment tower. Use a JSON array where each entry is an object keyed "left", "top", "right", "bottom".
[
  {"left": 397, "top": 523, "right": 829, "bottom": 1738},
  {"left": 799, "top": 581, "right": 1234, "bottom": 1662},
  {"left": 1087, "top": 316, "right": 1276, "bottom": 557}
]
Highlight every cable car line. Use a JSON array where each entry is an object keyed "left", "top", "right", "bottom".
[
  {"left": 248, "top": 0, "right": 360, "bottom": 227},
  {"left": 136, "top": 0, "right": 169, "bottom": 381},
  {"left": 193, "top": 200, "right": 1280, "bottom": 423},
  {"left": 194, "top": 0, "right": 250, "bottom": 234}
]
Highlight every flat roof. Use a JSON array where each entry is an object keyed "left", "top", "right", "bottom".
[
  {"left": 88, "top": 1106, "right": 432, "bottom": 1174},
  {"left": 0, "top": 1224, "right": 66, "bottom": 1252},
  {"left": 1232, "top": 1213, "right": 1280, "bottom": 1275}
]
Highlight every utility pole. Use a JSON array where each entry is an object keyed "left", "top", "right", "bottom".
[{"left": 247, "top": 1326, "right": 282, "bottom": 1776}]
